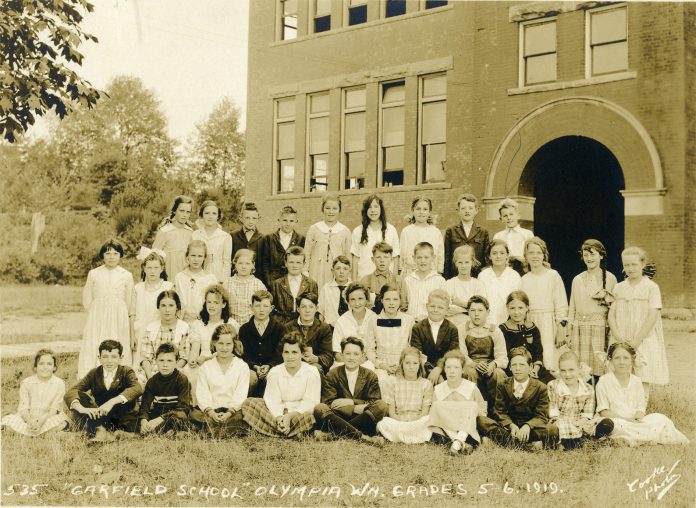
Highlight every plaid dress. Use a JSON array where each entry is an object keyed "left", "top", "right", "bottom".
[
  {"left": 224, "top": 275, "right": 267, "bottom": 325},
  {"left": 377, "top": 376, "right": 433, "bottom": 443},
  {"left": 547, "top": 378, "right": 599, "bottom": 439}
]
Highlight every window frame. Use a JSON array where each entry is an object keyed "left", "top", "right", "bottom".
[
  {"left": 311, "top": 0, "right": 332, "bottom": 34},
  {"left": 378, "top": 79, "right": 406, "bottom": 188},
  {"left": 341, "top": 86, "right": 367, "bottom": 190},
  {"left": 274, "top": 97, "right": 296, "bottom": 194},
  {"left": 585, "top": 3, "right": 628, "bottom": 78},
  {"left": 345, "top": 0, "right": 368, "bottom": 27},
  {"left": 383, "top": 0, "right": 407, "bottom": 18},
  {"left": 418, "top": 72, "right": 447, "bottom": 185},
  {"left": 518, "top": 17, "right": 557, "bottom": 87},
  {"left": 306, "top": 91, "right": 330, "bottom": 193}
]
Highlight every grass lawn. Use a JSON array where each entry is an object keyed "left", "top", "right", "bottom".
[
  {"left": 0, "top": 285, "right": 83, "bottom": 316},
  {"left": 1, "top": 353, "right": 694, "bottom": 507}
]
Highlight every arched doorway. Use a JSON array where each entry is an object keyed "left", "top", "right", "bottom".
[{"left": 519, "top": 136, "right": 625, "bottom": 292}]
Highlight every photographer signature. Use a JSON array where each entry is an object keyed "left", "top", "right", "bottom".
[{"left": 626, "top": 460, "right": 681, "bottom": 501}]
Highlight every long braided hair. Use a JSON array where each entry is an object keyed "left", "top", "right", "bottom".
[{"left": 359, "top": 194, "right": 387, "bottom": 245}]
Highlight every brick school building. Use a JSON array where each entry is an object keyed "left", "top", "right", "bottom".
[{"left": 244, "top": 1, "right": 695, "bottom": 308}]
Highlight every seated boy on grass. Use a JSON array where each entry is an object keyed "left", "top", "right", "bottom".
[
  {"left": 65, "top": 339, "right": 143, "bottom": 443},
  {"left": 409, "top": 289, "right": 461, "bottom": 384},
  {"left": 478, "top": 347, "right": 559, "bottom": 450},
  {"left": 314, "top": 336, "right": 387, "bottom": 445},
  {"left": 139, "top": 343, "right": 192, "bottom": 436}
]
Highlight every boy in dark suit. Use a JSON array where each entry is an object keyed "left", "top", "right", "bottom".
[
  {"left": 283, "top": 291, "right": 334, "bottom": 375},
  {"left": 313, "top": 337, "right": 387, "bottom": 445},
  {"left": 231, "top": 202, "right": 263, "bottom": 276},
  {"left": 270, "top": 246, "right": 318, "bottom": 324},
  {"left": 65, "top": 340, "right": 143, "bottom": 442},
  {"left": 259, "top": 205, "right": 305, "bottom": 287},
  {"left": 409, "top": 289, "right": 461, "bottom": 384},
  {"left": 239, "top": 290, "right": 285, "bottom": 396},
  {"left": 478, "top": 347, "right": 559, "bottom": 450},
  {"left": 138, "top": 343, "right": 192, "bottom": 435},
  {"left": 444, "top": 193, "right": 490, "bottom": 278}
]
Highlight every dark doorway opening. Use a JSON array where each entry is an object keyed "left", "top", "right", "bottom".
[{"left": 520, "top": 136, "right": 625, "bottom": 293}]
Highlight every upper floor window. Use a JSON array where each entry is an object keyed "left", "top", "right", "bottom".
[
  {"left": 587, "top": 5, "right": 627, "bottom": 77},
  {"left": 419, "top": 73, "right": 446, "bottom": 183},
  {"left": 275, "top": 97, "right": 296, "bottom": 193},
  {"left": 380, "top": 80, "right": 405, "bottom": 187},
  {"left": 280, "top": 0, "right": 298, "bottom": 40},
  {"left": 308, "top": 92, "right": 330, "bottom": 192},
  {"left": 385, "top": 0, "right": 407, "bottom": 18},
  {"left": 424, "top": 0, "right": 448, "bottom": 9},
  {"left": 313, "top": 0, "right": 332, "bottom": 33},
  {"left": 343, "top": 87, "right": 367, "bottom": 190},
  {"left": 519, "top": 18, "right": 557, "bottom": 86},
  {"left": 347, "top": 0, "right": 368, "bottom": 26}
]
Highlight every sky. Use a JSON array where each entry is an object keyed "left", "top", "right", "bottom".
[{"left": 74, "top": 0, "right": 249, "bottom": 141}]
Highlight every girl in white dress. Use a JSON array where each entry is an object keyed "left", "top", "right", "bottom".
[
  {"left": 305, "top": 195, "right": 352, "bottom": 289},
  {"left": 351, "top": 194, "right": 400, "bottom": 280},
  {"left": 1, "top": 350, "right": 67, "bottom": 435},
  {"left": 368, "top": 284, "right": 415, "bottom": 390},
  {"left": 78, "top": 239, "right": 134, "bottom": 378},
  {"left": 400, "top": 197, "right": 444, "bottom": 275},
  {"left": 377, "top": 347, "right": 433, "bottom": 444},
  {"left": 478, "top": 239, "right": 521, "bottom": 325},
  {"left": 152, "top": 195, "right": 194, "bottom": 280},
  {"left": 192, "top": 200, "right": 233, "bottom": 282},
  {"left": 520, "top": 237, "right": 568, "bottom": 372},
  {"left": 609, "top": 247, "right": 669, "bottom": 392},
  {"left": 443, "top": 245, "right": 487, "bottom": 328},
  {"left": 174, "top": 240, "right": 218, "bottom": 323},
  {"left": 130, "top": 248, "right": 173, "bottom": 369},
  {"left": 596, "top": 342, "right": 688, "bottom": 446}
]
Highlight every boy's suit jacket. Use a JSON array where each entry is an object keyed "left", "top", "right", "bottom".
[
  {"left": 409, "top": 318, "right": 460, "bottom": 371},
  {"left": 493, "top": 376, "right": 550, "bottom": 430},
  {"left": 270, "top": 275, "right": 319, "bottom": 323},
  {"left": 443, "top": 222, "right": 491, "bottom": 278},
  {"left": 239, "top": 316, "right": 284, "bottom": 369},
  {"left": 321, "top": 365, "right": 381, "bottom": 405},
  {"left": 65, "top": 365, "right": 143, "bottom": 410},
  {"left": 283, "top": 318, "right": 334, "bottom": 373},
  {"left": 259, "top": 230, "right": 306, "bottom": 286},
  {"left": 231, "top": 228, "right": 264, "bottom": 275}
]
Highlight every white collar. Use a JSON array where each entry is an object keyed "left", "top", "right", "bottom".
[
  {"left": 428, "top": 318, "right": 444, "bottom": 328},
  {"left": 553, "top": 378, "right": 591, "bottom": 397},
  {"left": 315, "top": 221, "right": 348, "bottom": 234},
  {"left": 514, "top": 378, "right": 530, "bottom": 391},
  {"left": 437, "top": 378, "right": 476, "bottom": 399},
  {"left": 407, "top": 270, "right": 438, "bottom": 281}
]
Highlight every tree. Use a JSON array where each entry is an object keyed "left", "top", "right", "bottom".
[
  {"left": 187, "top": 97, "right": 246, "bottom": 193},
  {"left": 0, "top": 0, "right": 102, "bottom": 142}
]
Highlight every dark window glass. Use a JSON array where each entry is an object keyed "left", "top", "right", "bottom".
[
  {"left": 385, "top": 0, "right": 406, "bottom": 17},
  {"left": 314, "top": 15, "right": 331, "bottom": 33},
  {"left": 348, "top": 5, "right": 367, "bottom": 25},
  {"left": 425, "top": 0, "right": 448, "bottom": 9}
]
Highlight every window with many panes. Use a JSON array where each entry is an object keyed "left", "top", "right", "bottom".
[
  {"left": 380, "top": 80, "right": 405, "bottom": 187},
  {"left": 419, "top": 73, "right": 446, "bottom": 183},
  {"left": 275, "top": 98, "right": 296, "bottom": 193},
  {"left": 343, "top": 87, "right": 366, "bottom": 190},
  {"left": 587, "top": 5, "right": 627, "bottom": 77},
  {"left": 347, "top": 0, "right": 368, "bottom": 26},
  {"left": 308, "top": 92, "right": 330, "bottom": 192},
  {"left": 313, "top": 0, "right": 331, "bottom": 33},
  {"left": 280, "top": 0, "right": 298, "bottom": 40},
  {"left": 520, "top": 19, "right": 556, "bottom": 86}
]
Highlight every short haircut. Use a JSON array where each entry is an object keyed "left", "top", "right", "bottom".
[
  {"left": 453, "top": 245, "right": 480, "bottom": 269},
  {"left": 467, "top": 294, "right": 490, "bottom": 311},
  {"left": 498, "top": 198, "right": 519, "bottom": 215},
  {"left": 332, "top": 255, "right": 351, "bottom": 268},
  {"left": 413, "top": 241, "right": 434, "bottom": 256},
  {"left": 98, "top": 340, "right": 123, "bottom": 357},
  {"left": 456, "top": 193, "right": 478, "bottom": 208},
  {"left": 99, "top": 238, "right": 125, "bottom": 259},
  {"left": 279, "top": 205, "right": 297, "bottom": 216},
  {"left": 186, "top": 239, "right": 208, "bottom": 258},
  {"left": 378, "top": 283, "right": 401, "bottom": 302},
  {"left": 557, "top": 350, "right": 580, "bottom": 368},
  {"left": 295, "top": 290, "right": 319, "bottom": 307},
  {"left": 506, "top": 290, "right": 530, "bottom": 307},
  {"left": 607, "top": 341, "right": 636, "bottom": 359},
  {"left": 241, "top": 202, "right": 259, "bottom": 213},
  {"left": 345, "top": 282, "right": 369, "bottom": 301},
  {"left": 340, "top": 336, "right": 364, "bottom": 352},
  {"left": 211, "top": 323, "right": 243, "bottom": 357},
  {"left": 199, "top": 200, "right": 222, "bottom": 220},
  {"left": 279, "top": 331, "right": 304, "bottom": 353},
  {"left": 443, "top": 349, "right": 467, "bottom": 368},
  {"left": 157, "top": 290, "right": 182, "bottom": 310},
  {"left": 621, "top": 246, "right": 646, "bottom": 263},
  {"left": 34, "top": 348, "right": 57, "bottom": 369},
  {"left": 427, "top": 288, "right": 450, "bottom": 306},
  {"left": 233, "top": 248, "right": 256, "bottom": 265},
  {"left": 396, "top": 346, "right": 425, "bottom": 378},
  {"left": 155, "top": 342, "right": 178, "bottom": 359},
  {"left": 321, "top": 194, "right": 342, "bottom": 211},
  {"left": 509, "top": 346, "right": 532, "bottom": 365},
  {"left": 372, "top": 241, "right": 393, "bottom": 256},
  {"left": 251, "top": 289, "right": 273, "bottom": 305},
  {"left": 284, "top": 245, "right": 305, "bottom": 262}
]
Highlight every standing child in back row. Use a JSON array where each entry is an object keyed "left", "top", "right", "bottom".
[
  {"left": 400, "top": 196, "right": 444, "bottom": 275},
  {"left": 192, "top": 200, "right": 232, "bottom": 282},
  {"left": 493, "top": 198, "right": 533, "bottom": 271},
  {"left": 305, "top": 194, "right": 352, "bottom": 289},
  {"left": 231, "top": 202, "right": 264, "bottom": 276},
  {"left": 444, "top": 194, "right": 490, "bottom": 278},
  {"left": 152, "top": 195, "right": 194, "bottom": 280},
  {"left": 259, "top": 205, "right": 305, "bottom": 287},
  {"left": 351, "top": 194, "right": 400, "bottom": 281}
]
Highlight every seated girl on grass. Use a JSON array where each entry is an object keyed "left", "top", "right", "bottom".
[{"left": 1, "top": 349, "right": 67, "bottom": 436}]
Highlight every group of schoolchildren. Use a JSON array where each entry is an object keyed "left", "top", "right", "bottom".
[{"left": 2, "top": 193, "right": 689, "bottom": 455}]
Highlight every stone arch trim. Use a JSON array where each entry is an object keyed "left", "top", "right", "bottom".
[{"left": 484, "top": 96, "right": 666, "bottom": 217}]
